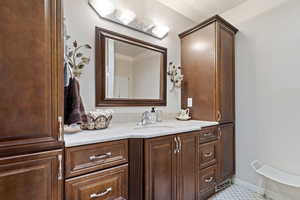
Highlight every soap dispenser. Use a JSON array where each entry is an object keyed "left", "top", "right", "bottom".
[{"left": 149, "top": 107, "right": 157, "bottom": 123}]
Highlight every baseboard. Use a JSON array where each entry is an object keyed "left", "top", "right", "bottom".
[{"left": 233, "top": 177, "right": 284, "bottom": 200}]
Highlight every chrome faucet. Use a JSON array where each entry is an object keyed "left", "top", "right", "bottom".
[{"left": 137, "top": 111, "right": 151, "bottom": 126}]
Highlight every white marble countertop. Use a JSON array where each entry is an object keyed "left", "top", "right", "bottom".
[{"left": 64, "top": 120, "right": 218, "bottom": 147}]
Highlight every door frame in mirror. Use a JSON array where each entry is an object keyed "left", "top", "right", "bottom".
[{"left": 95, "top": 27, "right": 167, "bottom": 107}]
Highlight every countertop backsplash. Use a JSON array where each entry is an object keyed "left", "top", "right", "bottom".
[{"left": 110, "top": 112, "right": 178, "bottom": 124}]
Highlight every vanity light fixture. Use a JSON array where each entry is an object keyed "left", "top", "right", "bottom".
[
  {"left": 117, "top": 9, "right": 136, "bottom": 25},
  {"left": 152, "top": 25, "right": 170, "bottom": 38},
  {"left": 89, "top": 0, "right": 115, "bottom": 17},
  {"left": 88, "top": 0, "right": 170, "bottom": 39}
]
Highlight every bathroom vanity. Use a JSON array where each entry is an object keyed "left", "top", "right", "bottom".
[{"left": 63, "top": 120, "right": 225, "bottom": 200}]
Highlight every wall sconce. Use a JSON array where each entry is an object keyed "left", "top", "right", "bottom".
[
  {"left": 88, "top": 0, "right": 170, "bottom": 40},
  {"left": 168, "top": 62, "right": 184, "bottom": 91}
]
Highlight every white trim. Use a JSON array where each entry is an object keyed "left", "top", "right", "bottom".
[{"left": 233, "top": 178, "right": 286, "bottom": 200}]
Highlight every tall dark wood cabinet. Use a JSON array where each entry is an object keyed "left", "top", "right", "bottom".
[
  {"left": 179, "top": 15, "right": 238, "bottom": 197},
  {"left": 0, "top": 0, "right": 64, "bottom": 200},
  {"left": 180, "top": 15, "right": 237, "bottom": 123}
]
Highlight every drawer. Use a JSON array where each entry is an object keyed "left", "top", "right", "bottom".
[
  {"left": 199, "top": 165, "right": 217, "bottom": 192},
  {"left": 199, "top": 126, "right": 218, "bottom": 144},
  {"left": 199, "top": 141, "right": 218, "bottom": 169},
  {"left": 65, "top": 140, "right": 128, "bottom": 178},
  {"left": 65, "top": 164, "right": 128, "bottom": 200}
]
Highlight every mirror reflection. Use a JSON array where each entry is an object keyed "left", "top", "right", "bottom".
[{"left": 105, "top": 38, "right": 163, "bottom": 99}]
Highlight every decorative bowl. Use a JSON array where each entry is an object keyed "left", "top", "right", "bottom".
[{"left": 81, "top": 110, "right": 113, "bottom": 130}]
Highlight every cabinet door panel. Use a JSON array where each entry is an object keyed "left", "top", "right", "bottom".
[
  {"left": 177, "top": 133, "right": 197, "bottom": 200},
  {"left": 65, "top": 165, "right": 128, "bottom": 200},
  {"left": 218, "top": 123, "right": 235, "bottom": 182},
  {"left": 0, "top": 150, "right": 63, "bottom": 200},
  {"left": 145, "top": 136, "right": 176, "bottom": 200},
  {"left": 0, "top": 0, "right": 63, "bottom": 155},
  {"left": 217, "top": 23, "right": 235, "bottom": 123}
]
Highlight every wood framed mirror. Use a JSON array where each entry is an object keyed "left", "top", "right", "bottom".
[{"left": 95, "top": 27, "right": 167, "bottom": 107}]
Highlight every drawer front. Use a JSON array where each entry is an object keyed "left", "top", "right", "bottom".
[
  {"left": 65, "top": 164, "right": 128, "bottom": 200},
  {"left": 199, "top": 126, "right": 218, "bottom": 144},
  {"left": 199, "top": 141, "right": 217, "bottom": 169},
  {"left": 66, "top": 140, "right": 128, "bottom": 178},
  {"left": 199, "top": 165, "right": 217, "bottom": 191}
]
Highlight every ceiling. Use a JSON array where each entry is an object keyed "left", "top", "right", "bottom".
[{"left": 154, "top": 0, "right": 248, "bottom": 22}]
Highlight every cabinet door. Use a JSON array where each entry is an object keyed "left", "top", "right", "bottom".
[
  {"left": 145, "top": 136, "right": 176, "bottom": 200},
  {"left": 181, "top": 22, "right": 217, "bottom": 121},
  {"left": 218, "top": 123, "right": 235, "bottom": 182},
  {"left": 177, "top": 133, "right": 197, "bottom": 200},
  {"left": 217, "top": 23, "right": 235, "bottom": 123},
  {"left": 0, "top": 149, "right": 63, "bottom": 200},
  {"left": 0, "top": 0, "right": 63, "bottom": 156}
]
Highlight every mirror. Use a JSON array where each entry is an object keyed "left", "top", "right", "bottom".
[{"left": 95, "top": 28, "right": 167, "bottom": 106}]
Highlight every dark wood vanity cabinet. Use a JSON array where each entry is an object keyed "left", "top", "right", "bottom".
[
  {"left": 65, "top": 140, "right": 129, "bottom": 200},
  {"left": 141, "top": 127, "right": 219, "bottom": 200},
  {"left": 0, "top": 150, "right": 63, "bottom": 200},
  {"left": 180, "top": 15, "right": 238, "bottom": 123}
]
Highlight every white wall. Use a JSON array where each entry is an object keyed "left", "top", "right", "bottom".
[
  {"left": 222, "top": 0, "right": 300, "bottom": 199},
  {"left": 64, "top": 0, "right": 195, "bottom": 113}
]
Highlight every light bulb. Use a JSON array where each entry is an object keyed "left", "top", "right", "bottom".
[
  {"left": 152, "top": 25, "right": 169, "bottom": 38},
  {"left": 117, "top": 9, "right": 136, "bottom": 25},
  {"left": 89, "top": 0, "right": 115, "bottom": 17}
]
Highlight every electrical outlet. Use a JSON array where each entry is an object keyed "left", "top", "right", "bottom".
[{"left": 187, "top": 98, "right": 192, "bottom": 107}]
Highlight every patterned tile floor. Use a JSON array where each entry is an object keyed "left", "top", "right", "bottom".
[{"left": 209, "top": 184, "right": 266, "bottom": 200}]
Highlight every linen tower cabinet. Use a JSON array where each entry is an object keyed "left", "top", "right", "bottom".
[
  {"left": 0, "top": 0, "right": 64, "bottom": 200},
  {"left": 180, "top": 15, "right": 238, "bottom": 198}
]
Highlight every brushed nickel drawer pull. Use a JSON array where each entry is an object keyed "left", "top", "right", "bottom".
[
  {"left": 89, "top": 152, "right": 112, "bottom": 161},
  {"left": 58, "top": 116, "right": 63, "bottom": 141},
  {"left": 203, "top": 132, "right": 213, "bottom": 137},
  {"left": 204, "top": 152, "right": 213, "bottom": 157},
  {"left": 90, "top": 187, "right": 112, "bottom": 199},
  {"left": 58, "top": 154, "right": 63, "bottom": 180},
  {"left": 217, "top": 110, "right": 222, "bottom": 122},
  {"left": 204, "top": 177, "right": 214, "bottom": 183},
  {"left": 178, "top": 137, "right": 182, "bottom": 152},
  {"left": 174, "top": 137, "right": 179, "bottom": 154},
  {"left": 218, "top": 127, "right": 222, "bottom": 139}
]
